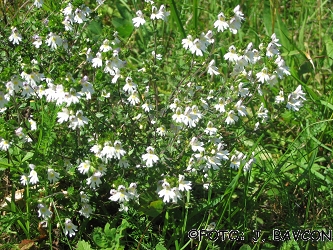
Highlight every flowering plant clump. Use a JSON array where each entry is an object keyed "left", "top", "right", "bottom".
[{"left": 0, "top": 0, "right": 313, "bottom": 248}]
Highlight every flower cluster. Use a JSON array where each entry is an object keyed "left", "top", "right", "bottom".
[
  {"left": 157, "top": 175, "right": 192, "bottom": 203},
  {"left": 132, "top": 4, "right": 169, "bottom": 28},
  {"left": 0, "top": 0, "right": 308, "bottom": 241},
  {"left": 214, "top": 5, "right": 245, "bottom": 34},
  {"left": 181, "top": 30, "right": 214, "bottom": 56},
  {"left": 109, "top": 183, "right": 139, "bottom": 212}
]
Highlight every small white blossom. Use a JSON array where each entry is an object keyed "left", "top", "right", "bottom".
[
  {"left": 47, "top": 168, "right": 60, "bottom": 183},
  {"left": 64, "top": 219, "right": 78, "bottom": 237},
  {"left": 132, "top": 10, "right": 146, "bottom": 27},
  {"left": 37, "top": 203, "right": 52, "bottom": 219},
  {"left": 9, "top": 27, "right": 22, "bottom": 45},
  {"left": 142, "top": 146, "right": 159, "bottom": 167}
]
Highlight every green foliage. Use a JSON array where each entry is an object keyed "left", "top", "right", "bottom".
[
  {"left": 92, "top": 219, "right": 129, "bottom": 249},
  {"left": 77, "top": 240, "right": 94, "bottom": 250}
]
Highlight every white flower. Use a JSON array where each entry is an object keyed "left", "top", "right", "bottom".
[
  {"left": 183, "top": 107, "right": 197, "bottom": 128},
  {"left": 63, "top": 3, "right": 73, "bottom": 15},
  {"left": 114, "top": 140, "right": 126, "bottom": 160},
  {"left": 172, "top": 107, "right": 184, "bottom": 123},
  {"left": 78, "top": 160, "right": 91, "bottom": 174},
  {"left": 152, "top": 51, "right": 162, "bottom": 60},
  {"left": 64, "top": 219, "right": 78, "bottom": 237},
  {"left": 46, "top": 33, "right": 62, "bottom": 50},
  {"left": 200, "top": 30, "right": 214, "bottom": 47},
  {"left": 157, "top": 5, "right": 170, "bottom": 21},
  {"left": 47, "top": 168, "right": 60, "bottom": 183},
  {"left": 57, "top": 108, "right": 71, "bottom": 123},
  {"left": 132, "top": 10, "right": 146, "bottom": 27},
  {"left": 92, "top": 52, "right": 103, "bottom": 68},
  {"left": 158, "top": 181, "right": 176, "bottom": 203},
  {"left": 79, "top": 203, "right": 93, "bottom": 218},
  {"left": 214, "top": 98, "right": 226, "bottom": 113},
  {"left": 225, "top": 110, "right": 239, "bottom": 125},
  {"left": 286, "top": 85, "right": 305, "bottom": 111},
  {"left": 109, "top": 185, "right": 130, "bottom": 202},
  {"left": 128, "top": 183, "right": 139, "bottom": 200},
  {"left": 189, "top": 39, "right": 205, "bottom": 56},
  {"left": 275, "top": 89, "right": 285, "bottom": 104},
  {"left": 228, "top": 5, "right": 244, "bottom": 34},
  {"left": 80, "top": 191, "right": 90, "bottom": 203},
  {"left": 178, "top": 175, "right": 192, "bottom": 191},
  {"left": 257, "top": 103, "right": 269, "bottom": 122},
  {"left": 33, "top": 0, "right": 43, "bottom": 8},
  {"left": 0, "top": 138, "right": 10, "bottom": 151},
  {"left": 244, "top": 153, "right": 255, "bottom": 172},
  {"left": 266, "top": 43, "right": 279, "bottom": 57},
  {"left": 214, "top": 12, "right": 229, "bottom": 32},
  {"left": 204, "top": 121, "right": 217, "bottom": 135},
  {"left": 224, "top": 45, "right": 239, "bottom": 63},
  {"left": 190, "top": 137, "right": 205, "bottom": 152},
  {"left": 80, "top": 76, "right": 94, "bottom": 100},
  {"left": 207, "top": 60, "right": 219, "bottom": 76},
  {"left": 9, "top": 27, "right": 22, "bottom": 45},
  {"left": 87, "top": 171, "right": 102, "bottom": 189},
  {"left": 127, "top": 90, "right": 140, "bottom": 105},
  {"left": 142, "top": 146, "right": 159, "bottom": 167},
  {"left": 275, "top": 56, "right": 290, "bottom": 78},
  {"left": 291, "top": 85, "right": 306, "bottom": 100},
  {"left": 28, "top": 118, "right": 37, "bottom": 131},
  {"left": 230, "top": 151, "right": 246, "bottom": 170},
  {"left": 63, "top": 88, "right": 81, "bottom": 106},
  {"left": 100, "top": 39, "right": 112, "bottom": 52},
  {"left": 270, "top": 33, "right": 281, "bottom": 47},
  {"left": 182, "top": 35, "right": 193, "bottom": 50},
  {"left": 100, "top": 142, "right": 116, "bottom": 159},
  {"left": 62, "top": 16, "right": 73, "bottom": 31},
  {"left": 123, "top": 77, "right": 137, "bottom": 93},
  {"left": 20, "top": 174, "right": 28, "bottom": 186},
  {"left": 142, "top": 101, "right": 153, "bottom": 112},
  {"left": 151, "top": 6, "right": 159, "bottom": 20},
  {"left": 32, "top": 34, "right": 42, "bottom": 48},
  {"left": 68, "top": 110, "right": 89, "bottom": 130},
  {"left": 38, "top": 203, "right": 52, "bottom": 219},
  {"left": 235, "top": 100, "right": 247, "bottom": 117},
  {"left": 238, "top": 82, "right": 250, "bottom": 97},
  {"left": 86, "top": 48, "right": 93, "bottom": 62},
  {"left": 156, "top": 125, "right": 166, "bottom": 136},
  {"left": 216, "top": 145, "right": 229, "bottom": 161},
  {"left": 256, "top": 67, "right": 270, "bottom": 83},
  {"left": 205, "top": 155, "right": 222, "bottom": 170},
  {"left": 74, "top": 8, "right": 87, "bottom": 23},
  {"left": 28, "top": 164, "right": 38, "bottom": 184}
]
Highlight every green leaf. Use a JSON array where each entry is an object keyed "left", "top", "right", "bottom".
[
  {"left": 324, "top": 36, "right": 333, "bottom": 66},
  {"left": 112, "top": 2, "right": 134, "bottom": 39},
  {"left": 92, "top": 227, "right": 108, "bottom": 248},
  {"left": 320, "top": 100, "right": 333, "bottom": 111},
  {"left": 86, "top": 20, "right": 103, "bottom": 41},
  {"left": 22, "top": 152, "right": 34, "bottom": 163},
  {"left": 77, "top": 240, "right": 93, "bottom": 250},
  {"left": 155, "top": 243, "right": 168, "bottom": 250},
  {"left": 140, "top": 200, "right": 164, "bottom": 217},
  {"left": 239, "top": 245, "right": 252, "bottom": 250},
  {"left": 263, "top": 1, "right": 272, "bottom": 34},
  {"left": 0, "top": 158, "right": 11, "bottom": 170},
  {"left": 104, "top": 223, "right": 116, "bottom": 239},
  {"left": 67, "top": 186, "right": 75, "bottom": 195}
]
